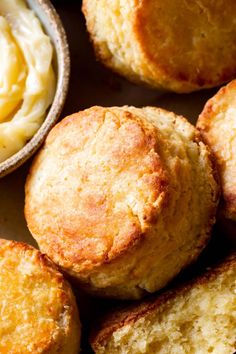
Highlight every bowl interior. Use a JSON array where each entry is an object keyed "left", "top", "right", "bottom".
[{"left": 0, "top": 0, "right": 70, "bottom": 178}]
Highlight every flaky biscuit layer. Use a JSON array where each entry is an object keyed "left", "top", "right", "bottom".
[
  {"left": 0, "top": 239, "right": 80, "bottom": 354},
  {"left": 83, "top": 0, "right": 236, "bottom": 93},
  {"left": 25, "top": 106, "right": 219, "bottom": 299}
]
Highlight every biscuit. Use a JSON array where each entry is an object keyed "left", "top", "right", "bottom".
[
  {"left": 91, "top": 253, "right": 236, "bottom": 354},
  {"left": 82, "top": 0, "right": 236, "bottom": 93},
  {"left": 197, "top": 80, "right": 236, "bottom": 233},
  {"left": 25, "top": 106, "right": 219, "bottom": 299},
  {"left": 0, "top": 239, "right": 80, "bottom": 354}
]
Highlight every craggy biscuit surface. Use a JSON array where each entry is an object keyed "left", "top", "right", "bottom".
[
  {"left": 91, "top": 254, "right": 236, "bottom": 354},
  {"left": 197, "top": 80, "right": 236, "bottom": 223},
  {"left": 82, "top": 0, "right": 236, "bottom": 93},
  {"left": 25, "top": 106, "right": 219, "bottom": 299},
  {"left": 0, "top": 239, "right": 80, "bottom": 354}
]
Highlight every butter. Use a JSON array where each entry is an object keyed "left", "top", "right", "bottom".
[{"left": 0, "top": 0, "right": 55, "bottom": 162}]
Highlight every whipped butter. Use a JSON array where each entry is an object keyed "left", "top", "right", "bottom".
[{"left": 0, "top": 0, "right": 55, "bottom": 162}]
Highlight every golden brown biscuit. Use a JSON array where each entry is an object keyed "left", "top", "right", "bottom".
[
  {"left": 25, "top": 106, "right": 219, "bottom": 299},
  {"left": 197, "top": 80, "right": 236, "bottom": 234},
  {"left": 82, "top": 0, "right": 236, "bottom": 93},
  {"left": 0, "top": 238, "right": 80, "bottom": 354},
  {"left": 91, "top": 253, "right": 236, "bottom": 354}
]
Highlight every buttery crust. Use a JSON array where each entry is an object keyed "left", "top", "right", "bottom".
[
  {"left": 197, "top": 80, "right": 236, "bottom": 224},
  {"left": 82, "top": 0, "right": 236, "bottom": 93},
  {"left": 0, "top": 238, "right": 80, "bottom": 354},
  {"left": 91, "top": 253, "right": 236, "bottom": 353},
  {"left": 25, "top": 106, "right": 219, "bottom": 299}
]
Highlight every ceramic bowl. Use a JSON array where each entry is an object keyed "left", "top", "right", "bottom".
[{"left": 0, "top": 0, "right": 70, "bottom": 178}]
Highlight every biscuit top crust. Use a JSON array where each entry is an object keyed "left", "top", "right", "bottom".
[
  {"left": 83, "top": 0, "right": 236, "bottom": 92},
  {"left": 25, "top": 107, "right": 168, "bottom": 272},
  {"left": 197, "top": 80, "right": 236, "bottom": 220},
  {"left": 135, "top": 0, "right": 236, "bottom": 89},
  {"left": 0, "top": 239, "right": 79, "bottom": 353}
]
